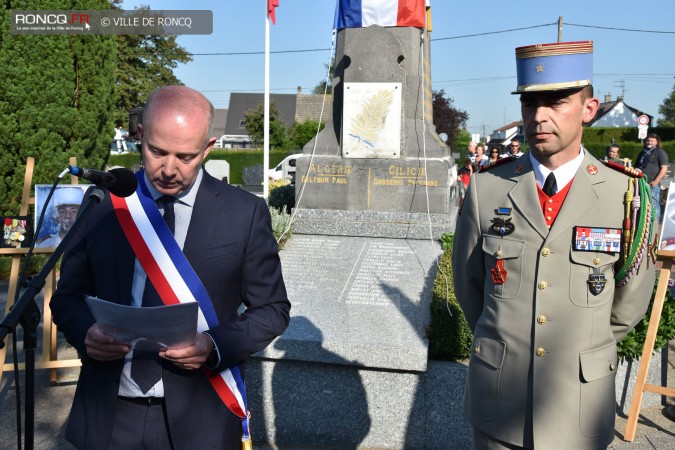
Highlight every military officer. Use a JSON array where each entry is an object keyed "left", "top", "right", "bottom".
[{"left": 452, "top": 41, "right": 656, "bottom": 450}]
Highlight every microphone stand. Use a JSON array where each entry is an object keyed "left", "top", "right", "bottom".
[{"left": 0, "top": 187, "right": 105, "bottom": 450}]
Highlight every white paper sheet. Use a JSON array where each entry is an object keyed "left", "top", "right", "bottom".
[{"left": 85, "top": 296, "right": 198, "bottom": 351}]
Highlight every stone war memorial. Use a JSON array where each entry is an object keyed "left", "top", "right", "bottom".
[{"left": 248, "top": 5, "right": 469, "bottom": 449}]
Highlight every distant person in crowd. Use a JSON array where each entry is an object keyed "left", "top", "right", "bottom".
[
  {"left": 114, "top": 126, "right": 128, "bottom": 154},
  {"left": 603, "top": 144, "right": 625, "bottom": 165},
  {"left": 36, "top": 187, "right": 84, "bottom": 248},
  {"left": 457, "top": 157, "right": 473, "bottom": 209},
  {"left": 453, "top": 40, "right": 655, "bottom": 450},
  {"left": 502, "top": 139, "right": 524, "bottom": 158},
  {"left": 488, "top": 146, "right": 500, "bottom": 163},
  {"left": 635, "top": 132, "right": 668, "bottom": 223},
  {"left": 467, "top": 141, "right": 478, "bottom": 164},
  {"left": 473, "top": 145, "right": 489, "bottom": 171}
]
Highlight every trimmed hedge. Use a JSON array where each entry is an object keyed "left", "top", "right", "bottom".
[
  {"left": 107, "top": 149, "right": 295, "bottom": 185},
  {"left": 426, "top": 238, "right": 473, "bottom": 360}
]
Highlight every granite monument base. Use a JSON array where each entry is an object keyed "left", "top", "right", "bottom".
[
  {"left": 247, "top": 358, "right": 472, "bottom": 449},
  {"left": 244, "top": 207, "right": 459, "bottom": 447}
]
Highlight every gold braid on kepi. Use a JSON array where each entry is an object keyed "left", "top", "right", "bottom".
[{"left": 602, "top": 160, "right": 657, "bottom": 286}]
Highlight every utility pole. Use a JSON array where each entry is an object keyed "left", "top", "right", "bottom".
[
  {"left": 557, "top": 16, "right": 563, "bottom": 42},
  {"left": 614, "top": 80, "right": 626, "bottom": 99}
]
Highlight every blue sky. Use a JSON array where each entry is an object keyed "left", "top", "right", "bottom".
[{"left": 123, "top": 0, "right": 675, "bottom": 140}]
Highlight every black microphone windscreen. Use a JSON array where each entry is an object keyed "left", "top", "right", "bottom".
[{"left": 109, "top": 168, "right": 138, "bottom": 197}]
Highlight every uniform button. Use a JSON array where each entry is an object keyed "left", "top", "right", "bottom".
[
  {"left": 537, "top": 315, "right": 547, "bottom": 325},
  {"left": 541, "top": 248, "right": 550, "bottom": 257},
  {"left": 547, "top": 207, "right": 553, "bottom": 212},
  {"left": 593, "top": 257, "right": 601, "bottom": 265},
  {"left": 546, "top": 216, "right": 552, "bottom": 221},
  {"left": 538, "top": 281, "right": 548, "bottom": 290},
  {"left": 496, "top": 250, "right": 502, "bottom": 257},
  {"left": 474, "top": 345, "right": 480, "bottom": 354},
  {"left": 536, "top": 348, "right": 546, "bottom": 357},
  {"left": 610, "top": 363, "right": 616, "bottom": 371},
  {"left": 548, "top": 199, "right": 553, "bottom": 204}
]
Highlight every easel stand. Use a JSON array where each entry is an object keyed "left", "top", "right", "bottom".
[
  {"left": 0, "top": 157, "right": 84, "bottom": 449},
  {"left": 624, "top": 252, "right": 675, "bottom": 441},
  {"left": 0, "top": 157, "right": 83, "bottom": 380}
]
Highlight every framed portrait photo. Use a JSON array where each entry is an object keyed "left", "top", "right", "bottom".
[{"left": 34, "top": 185, "right": 89, "bottom": 249}]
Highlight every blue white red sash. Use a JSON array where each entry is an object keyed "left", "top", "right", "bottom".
[{"left": 111, "top": 171, "right": 252, "bottom": 446}]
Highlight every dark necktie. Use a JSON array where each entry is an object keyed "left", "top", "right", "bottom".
[
  {"left": 131, "top": 196, "right": 176, "bottom": 394},
  {"left": 542, "top": 172, "right": 557, "bottom": 197}
]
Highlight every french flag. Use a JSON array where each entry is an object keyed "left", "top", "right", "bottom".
[{"left": 334, "top": 0, "right": 426, "bottom": 29}]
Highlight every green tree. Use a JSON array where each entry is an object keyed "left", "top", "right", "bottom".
[
  {"left": 0, "top": 0, "right": 117, "bottom": 215},
  {"left": 312, "top": 58, "right": 334, "bottom": 94},
  {"left": 288, "top": 120, "right": 325, "bottom": 149},
  {"left": 111, "top": 4, "right": 193, "bottom": 127},
  {"left": 432, "top": 89, "right": 469, "bottom": 149},
  {"left": 658, "top": 83, "right": 675, "bottom": 127},
  {"left": 243, "top": 103, "right": 290, "bottom": 149}
]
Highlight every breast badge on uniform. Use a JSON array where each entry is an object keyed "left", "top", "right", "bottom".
[
  {"left": 491, "top": 218, "right": 515, "bottom": 236},
  {"left": 587, "top": 269, "right": 607, "bottom": 295},
  {"left": 491, "top": 207, "right": 515, "bottom": 236},
  {"left": 491, "top": 260, "right": 507, "bottom": 285}
]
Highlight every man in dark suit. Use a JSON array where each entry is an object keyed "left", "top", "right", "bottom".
[{"left": 51, "top": 85, "right": 290, "bottom": 449}]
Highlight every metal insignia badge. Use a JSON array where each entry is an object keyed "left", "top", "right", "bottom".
[
  {"left": 515, "top": 164, "right": 524, "bottom": 174},
  {"left": 587, "top": 164, "right": 598, "bottom": 175},
  {"left": 491, "top": 260, "right": 507, "bottom": 284},
  {"left": 587, "top": 271, "right": 607, "bottom": 296},
  {"left": 491, "top": 217, "right": 515, "bottom": 236}
]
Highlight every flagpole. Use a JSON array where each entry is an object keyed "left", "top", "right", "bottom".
[{"left": 263, "top": 5, "right": 270, "bottom": 200}]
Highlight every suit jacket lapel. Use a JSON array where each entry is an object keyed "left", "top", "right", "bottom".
[
  {"left": 183, "top": 171, "right": 221, "bottom": 265},
  {"left": 507, "top": 157, "right": 549, "bottom": 240},
  {"left": 546, "top": 153, "right": 603, "bottom": 243}
]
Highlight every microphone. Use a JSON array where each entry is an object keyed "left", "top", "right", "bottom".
[{"left": 68, "top": 166, "right": 138, "bottom": 198}]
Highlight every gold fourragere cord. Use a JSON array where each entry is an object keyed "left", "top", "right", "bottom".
[{"left": 615, "top": 171, "right": 657, "bottom": 287}]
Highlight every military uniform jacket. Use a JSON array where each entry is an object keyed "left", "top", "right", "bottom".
[{"left": 452, "top": 150, "right": 655, "bottom": 449}]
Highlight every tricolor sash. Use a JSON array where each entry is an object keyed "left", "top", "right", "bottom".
[{"left": 111, "top": 171, "right": 252, "bottom": 448}]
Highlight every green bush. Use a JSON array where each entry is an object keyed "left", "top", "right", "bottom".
[
  {"left": 268, "top": 184, "right": 295, "bottom": 214},
  {"left": 581, "top": 126, "right": 675, "bottom": 163},
  {"left": 268, "top": 204, "right": 293, "bottom": 248},
  {"left": 0, "top": 254, "right": 48, "bottom": 279},
  {"left": 426, "top": 236, "right": 473, "bottom": 360}
]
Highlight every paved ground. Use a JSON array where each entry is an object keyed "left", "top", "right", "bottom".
[{"left": 0, "top": 279, "right": 673, "bottom": 449}]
